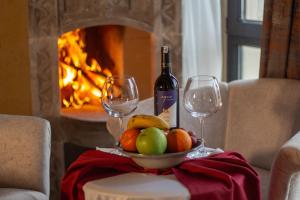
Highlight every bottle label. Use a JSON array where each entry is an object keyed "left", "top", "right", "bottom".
[{"left": 156, "top": 90, "right": 177, "bottom": 127}]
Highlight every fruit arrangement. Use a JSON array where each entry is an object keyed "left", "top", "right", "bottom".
[{"left": 119, "top": 114, "right": 198, "bottom": 155}]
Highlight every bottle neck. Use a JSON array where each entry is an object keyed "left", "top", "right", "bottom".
[
  {"left": 161, "top": 64, "right": 171, "bottom": 74},
  {"left": 161, "top": 46, "right": 171, "bottom": 75}
]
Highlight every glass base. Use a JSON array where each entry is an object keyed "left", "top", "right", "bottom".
[
  {"left": 186, "top": 146, "right": 224, "bottom": 159},
  {"left": 187, "top": 148, "right": 210, "bottom": 159}
]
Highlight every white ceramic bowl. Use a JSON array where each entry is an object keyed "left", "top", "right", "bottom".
[{"left": 117, "top": 142, "right": 201, "bottom": 169}]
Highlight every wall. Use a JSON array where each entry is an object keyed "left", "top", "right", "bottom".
[{"left": 0, "top": 0, "right": 32, "bottom": 115}]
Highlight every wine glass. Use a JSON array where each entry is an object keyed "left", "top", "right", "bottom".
[
  {"left": 183, "top": 75, "right": 222, "bottom": 157},
  {"left": 102, "top": 76, "right": 139, "bottom": 143}
]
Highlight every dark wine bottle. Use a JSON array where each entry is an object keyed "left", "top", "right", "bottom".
[{"left": 154, "top": 46, "right": 179, "bottom": 128}]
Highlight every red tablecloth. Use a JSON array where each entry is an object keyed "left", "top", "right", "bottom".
[{"left": 61, "top": 150, "right": 261, "bottom": 200}]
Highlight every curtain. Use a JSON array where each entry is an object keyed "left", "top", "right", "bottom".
[
  {"left": 260, "top": 0, "right": 300, "bottom": 79},
  {"left": 182, "top": 0, "right": 222, "bottom": 86}
]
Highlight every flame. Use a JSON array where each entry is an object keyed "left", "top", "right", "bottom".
[{"left": 58, "top": 29, "right": 112, "bottom": 108}]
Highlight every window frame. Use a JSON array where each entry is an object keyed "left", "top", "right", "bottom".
[{"left": 227, "top": 0, "right": 263, "bottom": 81}]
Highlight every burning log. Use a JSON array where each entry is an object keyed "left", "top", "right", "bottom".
[{"left": 58, "top": 29, "right": 113, "bottom": 108}]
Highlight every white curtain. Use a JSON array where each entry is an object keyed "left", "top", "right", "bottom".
[{"left": 182, "top": 0, "right": 222, "bottom": 86}]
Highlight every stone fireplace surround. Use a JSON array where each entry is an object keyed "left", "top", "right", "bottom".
[{"left": 28, "top": 0, "right": 181, "bottom": 199}]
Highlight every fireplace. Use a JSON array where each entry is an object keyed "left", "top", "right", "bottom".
[
  {"left": 58, "top": 25, "right": 155, "bottom": 121},
  {"left": 58, "top": 28, "right": 113, "bottom": 112},
  {"left": 28, "top": 0, "right": 182, "bottom": 199}
]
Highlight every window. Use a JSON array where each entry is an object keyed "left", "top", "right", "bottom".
[{"left": 227, "top": 0, "right": 264, "bottom": 81}]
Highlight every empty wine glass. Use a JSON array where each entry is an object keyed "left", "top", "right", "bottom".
[
  {"left": 102, "top": 76, "right": 139, "bottom": 142},
  {"left": 183, "top": 75, "right": 222, "bottom": 158}
]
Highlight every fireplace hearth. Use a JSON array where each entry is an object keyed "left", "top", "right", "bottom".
[{"left": 28, "top": 0, "right": 182, "bottom": 199}]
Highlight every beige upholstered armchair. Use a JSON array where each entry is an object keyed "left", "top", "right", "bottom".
[
  {"left": 134, "top": 78, "right": 300, "bottom": 200},
  {"left": 0, "top": 114, "right": 51, "bottom": 200}
]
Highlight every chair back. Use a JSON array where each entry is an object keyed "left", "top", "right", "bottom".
[
  {"left": 224, "top": 78, "right": 300, "bottom": 170},
  {"left": 0, "top": 114, "right": 51, "bottom": 196}
]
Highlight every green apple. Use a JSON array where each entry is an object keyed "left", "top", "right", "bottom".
[{"left": 136, "top": 127, "right": 167, "bottom": 155}]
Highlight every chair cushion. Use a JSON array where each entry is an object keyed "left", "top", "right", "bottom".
[
  {"left": 0, "top": 188, "right": 47, "bottom": 200},
  {"left": 224, "top": 78, "right": 300, "bottom": 170}
]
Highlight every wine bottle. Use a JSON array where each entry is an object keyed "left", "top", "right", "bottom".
[{"left": 154, "top": 46, "right": 179, "bottom": 128}]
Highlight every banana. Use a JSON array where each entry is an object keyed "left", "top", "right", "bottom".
[{"left": 127, "top": 114, "right": 170, "bottom": 130}]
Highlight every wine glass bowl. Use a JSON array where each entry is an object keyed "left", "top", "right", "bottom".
[
  {"left": 184, "top": 88, "right": 221, "bottom": 118},
  {"left": 183, "top": 75, "right": 222, "bottom": 157},
  {"left": 102, "top": 76, "right": 139, "bottom": 141}
]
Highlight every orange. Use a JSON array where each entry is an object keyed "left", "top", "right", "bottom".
[
  {"left": 120, "top": 128, "right": 140, "bottom": 152},
  {"left": 166, "top": 128, "right": 192, "bottom": 153}
]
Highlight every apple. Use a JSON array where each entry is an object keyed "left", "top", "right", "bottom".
[{"left": 136, "top": 127, "right": 167, "bottom": 155}]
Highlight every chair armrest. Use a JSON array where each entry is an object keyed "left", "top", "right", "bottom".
[{"left": 269, "top": 131, "right": 300, "bottom": 200}]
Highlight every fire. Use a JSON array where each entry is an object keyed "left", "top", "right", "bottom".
[{"left": 58, "top": 29, "right": 112, "bottom": 108}]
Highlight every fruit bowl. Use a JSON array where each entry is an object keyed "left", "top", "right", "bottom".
[{"left": 117, "top": 140, "right": 201, "bottom": 169}]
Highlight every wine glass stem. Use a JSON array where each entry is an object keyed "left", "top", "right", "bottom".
[
  {"left": 118, "top": 116, "right": 124, "bottom": 137},
  {"left": 198, "top": 117, "right": 206, "bottom": 154}
]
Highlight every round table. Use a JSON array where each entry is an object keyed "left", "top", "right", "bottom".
[{"left": 83, "top": 172, "right": 190, "bottom": 200}]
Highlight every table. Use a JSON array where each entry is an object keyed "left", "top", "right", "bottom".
[
  {"left": 83, "top": 172, "right": 190, "bottom": 200},
  {"left": 83, "top": 148, "right": 223, "bottom": 200},
  {"left": 61, "top": 150, "right": 261, "bottom": 200}
]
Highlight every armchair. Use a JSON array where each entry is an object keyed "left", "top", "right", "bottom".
[
  {"left": 0, "top": 114, "right": 51, "bottom": 200},
  {"left": 134, "top": 78, "right": 300, "bottom": 200}
]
